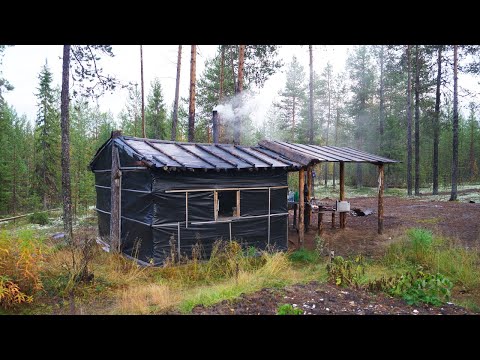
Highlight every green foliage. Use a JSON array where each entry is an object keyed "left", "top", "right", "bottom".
[
  {"left": 326, "top": 255, "right": 365, "bottom": 288},
  {"left": 277, "top": 303, "right": 303, "bottom": 315},
  {"left": 145, "top": 78, "right": 168, "bottom": 140},
  {"left": 28, "top": 212, "right": 49, "bottom": 225},
  {"left": 369, "top": 270, "right": 453, "bottom": 306},
  {"left": 288, "top": 248, "right": 319, "bottom": 264},
  {"left": 0, "top": 230, "right": 46, "bottom": 308}
]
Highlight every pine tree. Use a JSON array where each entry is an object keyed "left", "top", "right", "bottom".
[
  {"left": 276, "top": 55, "right": 307, "bottom": 142},
  {"left": 145, "top": 78, "right": 167, "bottom": 139},
  {"left": 34, "top": 61, "right": 60, "bottom": 209}
]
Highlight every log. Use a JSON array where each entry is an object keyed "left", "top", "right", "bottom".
[
  {"left": 0, "top": 208, "right": 61, "bottom": 223},
  {"left": 339, "top": 161, "right": 346, "bottom": 228},
  {"left": 298, "top": 169, "right": 305, "bottom": 247},
  {"left": 378, "top": 163, "right": 384, "bottom": 234},
  {"left": 259, "top": 140, "right": 314, "bottom": 166}
]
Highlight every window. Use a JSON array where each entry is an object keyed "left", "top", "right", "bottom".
[{"left": 215, "top": 190, "right": 240, "bottom": 220}]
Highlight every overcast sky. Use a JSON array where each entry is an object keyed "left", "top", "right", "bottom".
[{"left": 2, "top": 45, "right": 478, "bottom": 126}]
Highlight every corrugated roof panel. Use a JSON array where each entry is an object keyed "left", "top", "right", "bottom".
[
  {"left": 181, "top": 144, "right": 235, "bottom": 169},
  {"left": 124, "top": 139, "right": 180, "bottom": 167},
  {"left": 207, "top": 145, "right": 252, "bottom": 169}
]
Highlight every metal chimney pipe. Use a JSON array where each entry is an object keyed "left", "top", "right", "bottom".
[{"left": 212, "top": 110, "right": 219, "bottom": 144}]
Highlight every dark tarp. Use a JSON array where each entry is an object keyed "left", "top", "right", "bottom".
[
  {"left": 95, "top": 186, "right": 111, "bottom": 213},
  {"left": 232, "top": 217, "right": 269, "bottom": 251},
  {"left": 122, "top": 170, "right": 151, "bottom": 192},
  {"left": 240, "top": 189, "right": 268, "bottom": 216},
  {"left": 270, "top": 215, "right": 288, "bottom": 250},
  {"left": 95, "top": 172, "right": 111, "bottom": 187},
  {"left": 152, "top": 169, "right": 287, "bottom": 192},
  {"left": 97, "top": 211, "right": 110, "bottom": 243},
  {"left": 188, "top": 191, "right": 215, "bottom": 222},
  {"left": 121, "top": 190, "right": 153, "bottom": 225},
  {"left": 121, "top": 218, "right": 154, "bottom": 264},
  {"left": 90, "top": 140, "right": 112, "bottom": 170},
  {"left": 270, "top": 188, "right": 288, "bottom": 214},
  {"left": 153, "top": 191, "right": 186, "bottom": 226}
]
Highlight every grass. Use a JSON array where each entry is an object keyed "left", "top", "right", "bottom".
[{"left": 2, "top": 218, "right": 480, "bottom": 314}]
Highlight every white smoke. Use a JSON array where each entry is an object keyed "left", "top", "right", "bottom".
[{"left": 213, "top": 90, "right": 268, "bottom": 125}]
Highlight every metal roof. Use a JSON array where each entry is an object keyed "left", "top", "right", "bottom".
[
  {"left": 90, "top": 135, "right": 399, "bottom": 172},
  {"left": 257, "top": 140, "right": 399, "bottom": 166},
  {"left": 111, "top": 136, "right": 304, "bottom": 171}
]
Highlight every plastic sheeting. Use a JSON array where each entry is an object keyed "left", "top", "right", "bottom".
[
  {"left": 95, "top": 186, "right": 111, "bottom": 213},
  {"left": 153, "top": 191, "right": 186, "bottom": 226},
  {"left": 240, "top": 189, "right": 269, "bottom": 216},
  {"left": 152, "top": 169, "right": 287, "bottom": 192}
]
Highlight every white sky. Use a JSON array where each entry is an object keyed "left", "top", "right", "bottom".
[{"left": 2, "top": 45, "right": 478, "bottom": 126}]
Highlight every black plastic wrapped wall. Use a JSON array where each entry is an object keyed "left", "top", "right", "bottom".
[{"left": 92, "top": 141, "right": 290, "bottom": 266}]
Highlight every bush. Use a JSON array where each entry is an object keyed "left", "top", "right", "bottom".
[
  {"left": 277, "top": 303, "right": 303, "bottom": 315},
  {"left": 288, "top": 248, "right": 319, "bottom": 264},
  {"left": 28, "top": 212, "right": 49, "bottom": 225},
  {"left": 326, "top": 255, "right": 365, "bottom": 288},
  {"left": 0, "top": 230, "right": 45, "bottom": 309}
]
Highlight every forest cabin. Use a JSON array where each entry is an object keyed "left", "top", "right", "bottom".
[{"left": 90, "top": 131, "right": 398, "bottom": 266}]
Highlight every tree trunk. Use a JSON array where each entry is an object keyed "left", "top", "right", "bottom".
[
  {"left": 219, "top": 46, "right": 225, "bottom": 101},
  {"left": 379, "top": 45, "right": 385, "bottom": 151},
  {"left": 171, "top": 45, "right": 182, "bottom": 141},
  {"left": 188, "top": 45, "right": 196, "bottom": 142},
  {"left": 308, "top": 45, "right": 314, "bottom": 144},
  {"left": 140, "top": 45, "right": 146, "bottom": 138},
  {"left": 60, "top": 45, "right": 73, "bottom": 243},
  {"left": 218, "top": 46, "right": 225, "bottom": 143},
  {"left": 333, "top": 103, "right": 340, "bottom": 189},
  {"left": 292, "top": 96, "right": 296, "bottom": 140},
  {"left": 324, "top": 67, "right": 331, "bottom": 188},
  {"left": 406, "top": 45, "right": 413, "bottom": 196},
  {"left": 233, "top": 45, "right": 245, "bottom": 145},
  {"left": 414, "top": 45, "right": 420, "bottom": 196},
  {"left": 469, "top": 111, "right": 476, "bottom": 180},
  {"left": 433, "top": 47, "right": 442, "bottom": 195},
  {"left": 450, "top": 45, "right": 459, "bottom": 201}
]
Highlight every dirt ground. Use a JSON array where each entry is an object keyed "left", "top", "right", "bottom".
[
  {"left": 288, "top": 194, "right": 480, "bottom": 257},
  {"left": 191, "top": 281, "right": 476, "bottom": 315},
  {"left": 192, "top": 192, "right": 480, "bottom": 315}
]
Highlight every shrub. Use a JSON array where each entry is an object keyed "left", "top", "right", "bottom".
[
  {"left": 28, "top": 212, "right": 49, "bottom": 225},
  {"left": 288, "top": 248, "right": 319, "bottom": 264},
  {"left": 277, "top": 303, "right": 303, "bottom": 315},
  {"left": 0, "top": 230, "right": 45, "bottom": 308},
  {"left": 326, "top": 255, "right": 365, "bottom": 288}
]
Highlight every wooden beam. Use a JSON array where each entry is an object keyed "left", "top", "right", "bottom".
[
  {"left": 298, "top": 169, "right": 305, "bottom": 247},
  {"left": 110, "top": 143, "right": 121, "bottom": 253},
  {"left": 259, "top": 140, "right": 314, "bottom": 166},
  {"left": 306, "top": 166, "right": 313, "bottom": 231},
  {"left": 175, "top": 143, "right": 217, "bottom": 168},
  {"left": 339, "top": 161, "right": 346, "bottom": 229},
  {"left": 378, "top": 163, "right": 384, "bottom": 235},
  {"left": 217, "top": 144, "right": 256, "bottom": 167}
]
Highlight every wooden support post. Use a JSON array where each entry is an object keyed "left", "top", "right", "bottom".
[
  {"left": 293, "top": 203, "right": 297, "bottom": 229},
  {"left": 339, "top": 161, "right": 346, "bottom": 229},
  {"left": 110, "top": 131, "right": 122, "bottom": 253},
  {"left": 331, "top": 212, "right": 335, "bottom": 229},
  {"left": 306, "top": 166, "right": 313, "bottom": 231},
  {"left": 378, "top": 163, "right": 384, "bottom": 235},
  {"left": 298, "top": 169, "right": 305, "bottom": 247},
  {"left": 318, "top": 212, "right": 323, "bottom": 236}
]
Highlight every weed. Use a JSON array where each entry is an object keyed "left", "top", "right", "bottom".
[
  {"left": 288, "top": 248, "right": 319, "bottom": 264},
  {"left": 28, "top": 212, "right": 50, "bottom": 225},
  {"left": 326, "top": 255, "right": 365, "bottom": 288},
  {"left": 277, "top": 303, "right": 303, "bottom": 315}
]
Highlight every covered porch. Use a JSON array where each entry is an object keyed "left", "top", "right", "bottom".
[{"left": 255, "top": 140, "right": 399, "bottom": 248}]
